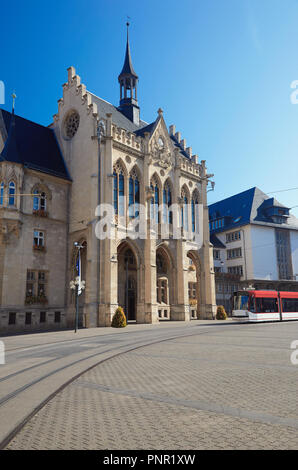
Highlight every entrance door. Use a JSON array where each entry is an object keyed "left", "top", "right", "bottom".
[
  {"left": 117, "top": 245, "right": 138, "bottom": 322},
  {"left": 127, "top": 287, "right": 136, "bottom": 320}
]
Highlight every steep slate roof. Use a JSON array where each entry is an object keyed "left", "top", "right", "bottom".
[
  {"left": 0, "top": 109, "right": 70, "bottom": 180},
  {"left": 134, "top": 120, "right": 157, "bottom": 137},
  {"left": 89, "top": 93, "right": 148, "bottom": 133},
  {"left": 1, "top": 110, "right": 22, "bottom": 164},
  {"left": 209, "top": 187, "right": 298, "bottom": 233},
  {"left": 210, "top": 233, "right": 226, "bottom": 248},
  {"left": 90, "top": 93, "right": 193, "bottom": 161},
  {"left": 170, "top": 134, "right": 191, "bottom": 160}
]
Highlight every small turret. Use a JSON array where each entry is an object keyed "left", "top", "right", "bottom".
[{"left": 118, "top": 22, "right": 140, "bottom": 125}]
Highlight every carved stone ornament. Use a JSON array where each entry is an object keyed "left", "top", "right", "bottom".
[
  {"left": 145, "top": 186, "right": 154, "bottom": 200},
  {"left": 0, "top": 220, "right": 22, "bottom": 244},
  {"left": 151, "top": 135, "right": 173, "bottom": 169}
]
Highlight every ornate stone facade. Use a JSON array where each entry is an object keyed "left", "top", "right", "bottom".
[
  {"left": 52, "top": 57, "right": 216, "bottom": 328},
  {"left": 0, "top": 31, "right": 216, "bottom": 332}
]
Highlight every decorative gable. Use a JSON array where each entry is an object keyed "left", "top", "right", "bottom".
[{"left": 149, "top": 110, "right": 174, "bottom": 170}]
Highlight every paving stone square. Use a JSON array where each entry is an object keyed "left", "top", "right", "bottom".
[{"left": 5, "top": 322, "right": 298, "bottom": 450}]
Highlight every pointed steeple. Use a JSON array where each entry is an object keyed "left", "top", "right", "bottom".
[
  {"left": 1, "top": 93, "right": 22, "bottom": 163},
  {"left": 118, "top": 22, "right": 140, "bottom": 125},
  {"left": 119, "top": 23, "right": 138, "bottom": 78}
]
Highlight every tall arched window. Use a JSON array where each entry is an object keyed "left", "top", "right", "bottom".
[
  {"left": 128, "top": 169, "right": 140, "bottom": 218},
  {"left": 191, "top": 192, "right": 199, "bottom": 233},
  {"left": 163, "top": 182, "right": 172, "bottom": 225},
  {"left": 150, "top": 177, "right": 160, "bottom": 223},
  {"left": 8, "top": 181, "right": 15, "bottom": 206},
  {"left": 181, "top": 188, "right": 188, "bottom": 231},
  {"left": 0, "top": 183, "right": 4, "bottom": 206},
  {"left": 113, "top": 162, "right": 125, "bottom": 217}
]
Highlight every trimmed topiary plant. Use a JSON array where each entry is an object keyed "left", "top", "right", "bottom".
[
  {"left": 111, "top": 306, "right": 127, "bottom": 328},
  {"left": 216, "top": 305, "right": 227, "bottom": 320}
]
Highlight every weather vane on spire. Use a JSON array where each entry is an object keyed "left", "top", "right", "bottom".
[{"left": 11, "top": 91, "right": 17, "bottom": 111}]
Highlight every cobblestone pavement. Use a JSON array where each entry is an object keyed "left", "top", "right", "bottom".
[{"left": 6, "top": 321, "right": 298, "bottom": 450}]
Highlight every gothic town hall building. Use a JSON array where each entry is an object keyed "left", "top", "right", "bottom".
[{"left": 0, "top": 32, "right": 216, "bottom": 332}]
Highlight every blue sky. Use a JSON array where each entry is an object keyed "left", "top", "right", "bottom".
[{"left": 1, "top": 0, "right": 298, "bottom": 216}]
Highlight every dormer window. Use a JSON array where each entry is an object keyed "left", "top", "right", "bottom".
[{"left": 261, "top": 199, "right": 290, "bottom": 224}]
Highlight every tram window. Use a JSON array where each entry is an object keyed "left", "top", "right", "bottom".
[
  {"left": 282, "top": 299, "right": 298, "bottom": 312},
  {"left": 255, "top": 298, "right": 278, "bottom": 313},
  {"left": 234, "top": 294, "right": 249, "bottom": 310},
  {"left": 249, "top": 297, "right": 255, "bottom": 312},
  {"left": 240, "top": 295, "right": 249, "bottom": 310}
]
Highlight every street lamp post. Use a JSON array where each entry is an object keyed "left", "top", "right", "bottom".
[
  {"left": 125, "top": 256, "right": 129, "bottom": 319},
  {"left": 70, "top": 243, "right": 86, "bottom": 333},
  {"left": 220, "top": 261, "right": 226, "bottom": 311}
]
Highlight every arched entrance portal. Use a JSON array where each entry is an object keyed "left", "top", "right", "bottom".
[
  {"left": 117, "top": 243, "right": 138, "bottom": 321},
  {"left": 187, "top": 251, "right": 201, "bottom": 319},
  {"left": 156, "top": 247, "right": 172, "bottom": 320}
]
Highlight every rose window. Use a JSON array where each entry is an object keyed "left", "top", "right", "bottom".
[{"left": 65, "top": 111, "right": 80, "bottom": 138}]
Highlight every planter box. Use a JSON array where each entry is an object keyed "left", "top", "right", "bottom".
[{"left": 33, "top": 209, "right": 48, "bottom": 217}]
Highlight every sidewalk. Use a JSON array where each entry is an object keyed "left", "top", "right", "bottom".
[{"left": 1, "top": 319, "right": 235, "bottom": 351}]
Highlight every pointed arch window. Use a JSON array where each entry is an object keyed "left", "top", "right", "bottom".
[
  {"left": 191, "top": 193, "right": 199, "bottom": 233},
  {"left": 128, "top": 169, "right": 140, "bottom": 218},
  {"left": 113, "top": 163, "right": 125, "bottom": 217},
  {"left": 163, "top": 182, "right": 172, "bottom": 225},
  {"left": 0, "top": 183, "right": 4, "bottom": 206},
  {"left": 8, "top": 181, "right": 15, "bottom": 206},
  {"left": 150, "top": 177, "right": 160, "bottom": 223},
  {"left": 181, "top": 188, "right": 188, "bottom": 231}
]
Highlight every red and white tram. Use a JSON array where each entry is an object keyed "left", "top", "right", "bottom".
[{"left": 232, "top": 290, "right": 298, "bottom": 322}]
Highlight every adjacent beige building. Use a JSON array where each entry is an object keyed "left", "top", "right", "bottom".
[{"left": 0, "top": 29, "right": 216, "bottom": 332}]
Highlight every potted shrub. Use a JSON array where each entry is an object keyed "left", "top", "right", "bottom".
[
  {"left": 25, "top": 294, "right": 36, "bottom": 305},
  {"left": 33, "top": 244, "right": 46, "bottom": 252},
  {"left": 216, "top": 305, "right": 227, "bottom": 320},
  {"left": 37, "top": 294, "right": 48, "bottom": 305},
  {"left": 111, "top": 307, "right": 127, "bottom": 328},
  {"left": 33, "top": 209, "right": 48, "bottom": 217}
]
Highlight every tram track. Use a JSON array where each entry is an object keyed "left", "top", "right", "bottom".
[
  {"left": 0, "top": 321, "right": 264, "bottom": 449},
  {"left": 0, "top": 324, "right": 241, "bottom": 449},
  {"left": 0, "top": 329, "right": 209, "bottom": 406},
  {"left": 2, "top": 321, "right": 210, "bottom": 353}
]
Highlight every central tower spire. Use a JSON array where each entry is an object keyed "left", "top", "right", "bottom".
[{"left": 118, "top": 22, "right": 140, "bottom": 125}]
